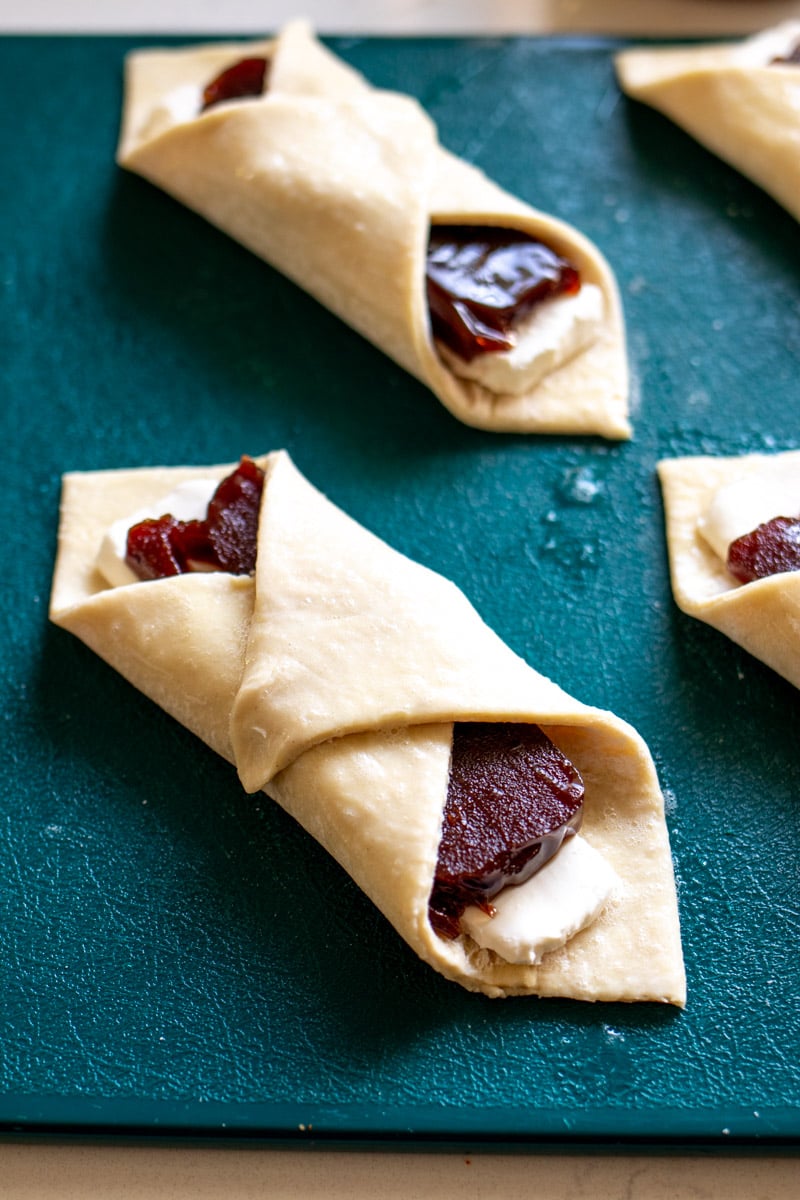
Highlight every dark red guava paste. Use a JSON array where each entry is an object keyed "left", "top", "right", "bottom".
[
  {"left": 125, "top": 457, "right": 265, "bottom": 581},
  {"left": 201, "top": 57, "right": 270, "bottom": 112},
  {"left": 426, "top": 225, "right": 581, "bottom": 363},
  {"left": 429, "top": 722, "right": 584, "bottom": 939},
  {"left": 727, "top": 515, "right": 800, "bottom": 583}
]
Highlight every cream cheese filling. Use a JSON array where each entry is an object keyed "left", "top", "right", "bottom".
[
  {"left": 437, "top": 284, "right": 604, "bottom": 397},
  {"left": 461, "top": 833, "right": 618, "bottom": 965}
]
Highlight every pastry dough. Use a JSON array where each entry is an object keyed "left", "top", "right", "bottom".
[
  {"left": 117, "top": 21, "right": 630, "bottom": 438},
  {"left": 50, "top": 451, "right": 684, "bottom": 1002},
  {"left": 659, "top": 450, "right": 800, "bottom": 689},
  {"left": 615, "top": 22, "right": 800, "bottom": 223}
]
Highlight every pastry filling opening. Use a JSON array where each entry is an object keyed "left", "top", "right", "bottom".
[
  {"left": 124, "top": 458, "right": 264, "bottom": 581},
  {"left": 426, "top": 225, "right": 580, "bottom": 361},
  {"left": 201, "top": 56, "right": 271, "bottom": 111},
  {"left": 431, "top": 723, "right": 617, "bottom": 964},
  {"left": 429, "top": 722, "right": 583, "bottom": 938},
  {"left": 426, "top": 225, "right": 604, "bottom": 395},
  {"left": 696, "top": 462, "right": 800, "bottom": 584}
]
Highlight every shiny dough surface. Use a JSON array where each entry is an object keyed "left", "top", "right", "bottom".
[
  {"left": 50, "top": 451, "right": 684, "bottom": 1001},
  {"left": 117, "top": 21, "right": 629, "bottom": 438}
]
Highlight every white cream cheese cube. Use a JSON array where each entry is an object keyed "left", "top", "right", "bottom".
[{"left": 461, "top": 834, "right": 619, "bottom": 965}]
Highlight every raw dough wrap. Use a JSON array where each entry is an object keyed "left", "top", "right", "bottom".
[
  {"left": 117, "top": 21, "right": 629, "bottom": 438},
  {"left": 50, "top": 451, "right": 684, "bottom": 1002},
  {"left": 659, "top": 451, "right": 800, "bottom": 690},
  {"left": 615, "top": 22, "right": 800, "bottom": 223}
]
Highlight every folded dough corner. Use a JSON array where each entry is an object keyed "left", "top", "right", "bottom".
[
  {"left": 615, "top": 21, "right": 800, "bottom": 224},
  {"left": 658, "top": 451, "right": 800, "bottom": 690},
  {"left": 116, "top": 20, "right": 630, "bottom": 439},
  {"left": 50, "top": 451, "right": 684, "bottom": 1002}
]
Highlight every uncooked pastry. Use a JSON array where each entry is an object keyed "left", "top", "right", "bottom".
[
  {"left": 50, "top": 451, "right": 684, "bottom": 1001},
  {"left": 615, "top": 22, "right": 800, "bottom": 223},
  {"left": 658, "top": 449, "right": 800, "bottom": 689},
  {"left": 117, "top": 21, "right": 630, "bottom": 438}
]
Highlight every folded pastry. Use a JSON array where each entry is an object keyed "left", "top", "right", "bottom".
[
  {"left": 658, "top": 450, "right": 800, "bottom": 689},
  {"left": 615, "top": 22, "right": 800, "bottom": 223},
  {"left": 50, "top": 451, "right": 684, "bottom": 1002},
  {"left": 116, "top": 21, "right": 630, "bottom": 438}
]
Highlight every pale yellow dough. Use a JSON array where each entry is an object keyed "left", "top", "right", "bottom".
[
  {"left": 50, "top": 451, "right": 684, "bottom": 1002},
  {"left": 116, "top": 21, "right": 629, "bottom": 438},
  {"left": 658, "top": 450, "right": 800, "bottom": 689},
  {"left": 615, "top": 22, "right": 800, "bottom": 223}
]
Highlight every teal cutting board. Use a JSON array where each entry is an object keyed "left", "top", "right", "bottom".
[{"left": 2, "top": 34, "right": 799, "bottom": 1148}]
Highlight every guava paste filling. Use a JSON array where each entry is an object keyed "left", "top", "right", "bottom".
[
  {"left": 201, "top": 57, "right": 270, "bottom": 111},
  {"left": 125, "top": 457, "right": 265, "bottom": 580},
  {"left": 727, "top": 515, "right": 800, "bottom": 583},
  {"left": 426, "top": 225, "right": 581, "bottom": 363},
  {"left": 429, "top": 722, "right": 584, "bottom": 939}
]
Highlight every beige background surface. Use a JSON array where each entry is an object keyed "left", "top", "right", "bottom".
[
  {"left": 4, "top": 1, "right": 799, "bottom": 1195},
  {"left": 2, "top": 0, "right": 799, "bottom": 33},
  {"left": 3, "top": 1143, "right": 800, "bottom": 1198}
]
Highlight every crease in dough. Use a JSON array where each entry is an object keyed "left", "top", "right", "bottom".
[
  {"left": 658, "top": 449, "right": 800, "bottom": 689},
  {"left": 117, "top": 20, "right": 630, "bottom": 438},
  {"left": 615, "top": 21, "right": 800, "bottom": 223},
  {"left": 50, "top": 450, "right": 684, "bottom": 1002}
]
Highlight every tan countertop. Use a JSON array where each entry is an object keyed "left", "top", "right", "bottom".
[
  {"left": 3, "top": 0, "right": 799, "bottom": 34},
  {"left": 4, "top": 1142, "right": 800, "bottom": 1198},
  {"left": 3, "top": 2, "right": 799, "bottom": 1195}
]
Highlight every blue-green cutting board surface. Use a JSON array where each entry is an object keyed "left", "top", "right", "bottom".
[{"left": 2, "top": 34, "right": 799, "bottom": 1147}]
